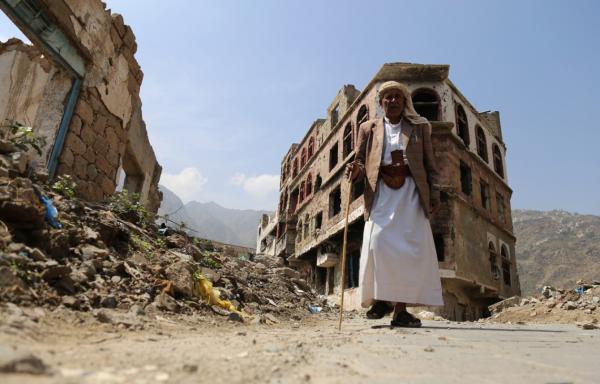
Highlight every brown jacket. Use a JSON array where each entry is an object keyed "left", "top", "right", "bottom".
[{"left": 354, "top": 117, "right": 440, "bottom": 220}]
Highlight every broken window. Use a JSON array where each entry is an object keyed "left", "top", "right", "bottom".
[
  {"left": 501, "top": 245, "right": 511, "bottom": 286},
  {"left": 329, "top": 141, "right": 339, "bottom": 171},
  {"left": 314, "top": 211, "right": 323, "bottom": 230},
  {"left": 290, "top": 188, "right": 299, "bottom": 212},
  {"left": 314, "top": 174, "right": 322, "bottom": 192},
  {"left": 493, "top": 144, "right": 504, "bottom": 178},
  {"left": 489, "top": 242, "right": 500, "bottom": 279},
  {"left": 480, "top": 180, "right": 490, "bottom": 211},
  {"left": 116, "top": 148, "right": 144, "bottom": 194},
  {"left": 331, "top": 104, "right": 340, "bottom": 127},
  {"left": 329, "top": 185, "right": 342, "bottom": 218},
  {"left": 343, "top": 123, "right": 353, "bottom": 158},
  {"left": 455, "top": 103, "right": 470, "bottom": 146},
  {"left": 301, "top": 148, "right": 307, "bottom": 168},
  {"left": 356, "top": 105, "right": 369, "bottom": 126},
  {"left": 345, "top": 250, "right": 360, "bottom": 289},
  {"left": 412, "top": 89, "right": 440, "bottom": 121},
  {"left": 496, "top": 192, "right": 505, "bottom": 223},
  {"left": 292, "top": 158, "right": 298, "bottom": 178},
  {"left": 476, "top": 126, "right": 488, "bottom": 162},
  {"left": 304, "top": 214, "right": 309, "bottom": 239},
  {"left": 459, "top": 161, "right": 472, "bottom": 195},
  {"left": 433, "top": 233, "right": 445, "bottom": 262},
  {"left": 352, "top": 178, "right": 364, "bottom": 201},
  {"left": 308, "top": 137, "right": 315, "bottom": 158},
  {"left": 306, "top": 174, "right": 312, "bottom": 196},
  {"left": 299, "top": 181, "right": 305, "bottom": 202}
]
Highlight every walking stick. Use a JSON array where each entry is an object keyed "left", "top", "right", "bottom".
[{"left": 338, "top": 178, "right": 353, "bottom": 331}]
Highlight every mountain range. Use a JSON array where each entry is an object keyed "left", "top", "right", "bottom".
[{"left": 157, "top": 185, "right": 270, "bottom": 248}]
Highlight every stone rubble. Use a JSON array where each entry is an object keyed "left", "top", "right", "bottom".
[{"left": 0, "top": 144, "right": 328, "bottom": 327}]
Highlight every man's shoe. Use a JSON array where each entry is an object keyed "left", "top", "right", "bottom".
[
  {"left": 366, "top": 301, "right": 393, "bottom": 319},
  {"left": 390, "top": 310, "right": 422, "bottom": 328}
]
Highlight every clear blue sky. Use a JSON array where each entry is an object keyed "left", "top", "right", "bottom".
[{"left": 2, "top": 1, "right": 599, "bottom": 214}]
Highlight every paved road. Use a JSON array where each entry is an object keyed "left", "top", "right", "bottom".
[{"left": 1, "top": 312, "right": 598, "bottom": 383}]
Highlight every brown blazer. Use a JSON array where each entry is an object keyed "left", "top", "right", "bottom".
[{"left": 354, "top": 117, "right": 440, "bottom": 220}]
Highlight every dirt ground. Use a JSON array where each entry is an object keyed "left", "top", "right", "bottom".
[{"left": 1, "top": 306, "right": 599, "bottom": 384}]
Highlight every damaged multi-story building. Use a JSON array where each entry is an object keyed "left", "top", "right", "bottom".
[
  {"left": 257, "top": 63, "right": 521, "bottom": 320},
  {"left": 0, "top": 0, "right": 161, "bottom": 211}
]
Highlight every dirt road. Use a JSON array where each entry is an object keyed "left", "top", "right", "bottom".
[{"left": 1, "top": 307, "right": 599, "bottom": 384}]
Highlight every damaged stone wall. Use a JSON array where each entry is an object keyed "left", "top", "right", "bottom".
[{"left": 1, "top": 0, "right": 161, "bottom": 212}]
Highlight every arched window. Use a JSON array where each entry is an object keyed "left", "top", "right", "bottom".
[
  {"left": 292, "top": 158, "right": 298, "bottom": 178},
  {"left": 493, "top": 144, "right": 504, "bottom": 178},
  {"left": 476, "top": 126, "right": 488, "bottom": 162},
  {"left": 301, "top": 148, "right": 307, "bottom": 168},
  {"left": 356, "top": 105, "right": 369, "bottom": 126},
  {"left": 501, "top": 245, "right": 511, "bottom": 286},
  {"left": 306, "top": 174, "right": 312, "bottom": 196},
  {"left": 455, "top": 103, "right": 470, "bottom": 146},
  {"left": 314, "top": 174, "right": 322, "bottom": 192},
  {"left": 489, "top": 242, "right": 499, "bottom": 279},
  {"left": 308, "top": 137, "right": 315, "bottom": 158},
  {"left": 343, "top": 123, "right": 353, "bottom": 158},
  {"left": 412, "top": 89, "right": 440, "bottom": 121}
]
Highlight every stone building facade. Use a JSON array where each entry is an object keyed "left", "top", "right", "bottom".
[
  {"left": 257, "top": 63, "right": 520, "bottom": 320},
  {"left": 0, "top": 0, "right": 161, "bottom": 212}
]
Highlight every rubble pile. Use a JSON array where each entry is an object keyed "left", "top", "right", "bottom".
[
  {"left": 0, "top": 140, "right": 326, "bottom": 324},
  {"left": 487, "top": 281, "right": 600, "bottom": 327}
]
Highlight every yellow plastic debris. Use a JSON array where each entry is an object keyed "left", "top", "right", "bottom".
[{"left": 193, "top": 273, "right": 248, "bottom": 317}]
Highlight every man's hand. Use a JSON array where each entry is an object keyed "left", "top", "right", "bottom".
[
  {"left": 345, "top": 162, "right": 361, "bottom": 181},
  {"left": 430, "top": 190, "right": 441, "bottom": 216}
]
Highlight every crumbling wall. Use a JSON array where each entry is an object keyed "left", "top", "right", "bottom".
[{"left": 1, "top": 0, "right": 162, "bottom": 212}]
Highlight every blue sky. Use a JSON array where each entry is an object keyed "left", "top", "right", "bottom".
[{"left": 2, "top": 1, "right": 599, "bottom": 214}]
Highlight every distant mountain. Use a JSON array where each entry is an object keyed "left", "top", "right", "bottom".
[
  {"left": 514, "top": 209, "right": 600, "bottom": 295},
  {"left": 157, "top": 185, "right": 270, "bottom": 248}
]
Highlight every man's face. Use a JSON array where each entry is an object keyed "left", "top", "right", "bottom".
[{"left": 381, "top": 91, "right": 405, "bottom": 121}]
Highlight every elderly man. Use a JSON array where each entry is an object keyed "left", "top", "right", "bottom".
[{"left": 346, "top": 81, "right": 443, "bottom": 327}]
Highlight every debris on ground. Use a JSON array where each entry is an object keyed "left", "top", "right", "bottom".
[
  {"left": 0, "top": 141, "right": 328, "bottom": 324},
  {"left": 486, "top": 281, "right": 600, "bottom": 325}
]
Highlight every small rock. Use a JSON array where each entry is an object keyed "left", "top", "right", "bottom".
[
  {"left": 111, "top": 275, "right": 122, "bottom": 284},
  {"left": 228, "top": 312, "right": 244, "bottom": 323},
  {"left": 154, "top": 292, "right": 179, "bottom": 312},
  {"left": 424, "top": 347, "right": 435, "bottom": 352},
  {"left": 182, "top": 364, "right": 198, "bottom": 373},
  {"left": 41, "top": 265, "right": 71, "bottom": 281},
  {"left": 564, "top": 301, "right": 577, "bottom": 310},
  {"left": 582, "top": 323, "right": 598, "bottom": 330},
  {"left": 101, "top": 295, "right": 118, "bottom": 308},
  {"left": 79, "top": 244, "right": 109, "bottom": 260},
  {"left": 0, "top": 346, "right": 48, "bottom": 375},
  {"left": 94, "top": 309, "right": 113, "bottom": 323},
  {"left": 165, "top": 261, "right": 194, "bottom": 297},
  {"left": 130, "top": 304, "right": 146, "bottom": 316},
  {"left": 30, "top": 248, "right": 47, "bottom": 261},
  {"left": 261, "top": 314, "right": 280, "bottom": 324}
]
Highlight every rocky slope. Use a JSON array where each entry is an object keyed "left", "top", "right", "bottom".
[
  {"left": 158, "top": 185, "right": 268, "bottom": 248},
  {"left": 514, "top": 209, "right": 600, "bottom": 295}
]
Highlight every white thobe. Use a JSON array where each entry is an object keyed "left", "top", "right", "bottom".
[{"left": 359, "top": 118, "right": 444, "bottom": 307}]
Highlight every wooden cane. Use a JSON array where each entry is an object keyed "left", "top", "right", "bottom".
[{"left": 338, "top": 178, "right": 353, "bottom": 331}]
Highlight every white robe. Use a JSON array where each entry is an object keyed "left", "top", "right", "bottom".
[{"left": 359, "top": 119, "right": 443, "bottom": 307}]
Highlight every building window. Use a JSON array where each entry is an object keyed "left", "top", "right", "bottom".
[
  {"left": 501, "top": 245, "right": 511, "bottom": 286},
  {"left": 306, "top": 174, "right": 312, "bottom": 196},
  {"left": 292, "top": 158, "right": 298, "bottom": 178},
  {"left": 480, "top": 180, "right": 490, "bottom": 211},
  {"left": 352, "top": 178, "right": 364, "bottom": 201},
  {"left": 301, "top": 148, "right": 307, "bottom": 168},
  {"left": 357, "top": 105, "right": 369, "bottom": 126},
  {"left": 460, "top": 161, "right": 472, "bottom": 195},
  {"left": 331, "top": 104, "right": 340, "bottom": 127},
  {"left": 308, "top": 137, "right": 315, "bottom": 158},
  {"left": 329, "top": 141, "right": 339, "bottom": 171},
  {"left": 476, "top": 126, "right": 488, "bottom": 162},
  {"left": 433, "top": 233, "right": 445, "bottom": 262},
  {"left": 455, "top": 103, "right": 470, "bottom": 146},
  {"left": 329, "top": 185, "right": 342, "bottom": 218},
  {"left": 343, "top": 123, "right": 353, "bottom": 158},
  {"left": 412, "top": 89, "right": 440, "bottom": 121},
  {"left": 314, "top": 211, "right": 323, "bottom": 230},
  {"left": 496, "top": 192, "right": 505, "bottom": 223},
  {"left": 299, "top": 181, "right": 305, "bottom": 202},
  {"left": 290, "top": 188, "right": 299, "bottom": 212},
  {"left": 489, "top": 242, "right": 500, "bottom": 279},
  {"left": 296, "top": 220, "right": 302, "bottom": 242},
  {"left": 304, "top": 214, "right": 309, "bottom": 239},
  {"left": 314, "top": 174, "right": 322, "bottom": 192},
  {"left": 493, "top": 144, "right": 504, "bottom": 178}
]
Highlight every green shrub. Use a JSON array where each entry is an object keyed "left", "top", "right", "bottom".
[
  {"left": 108, "top": 190, "right": 153, "bottom": 228},
  {"left": 52, "top": 175, "right": 77, "bottom": 199}
]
